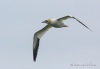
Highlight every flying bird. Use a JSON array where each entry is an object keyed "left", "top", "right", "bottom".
[{"left": 33, "top": 15, "right": 91, "bottom": 62}]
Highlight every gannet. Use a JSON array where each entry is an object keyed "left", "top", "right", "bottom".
[{"left": 33, "top": 15, "right": 91, "bottom": 62}]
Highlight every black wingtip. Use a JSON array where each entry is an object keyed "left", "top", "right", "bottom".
[
  {"left": 33, "top": 51, "right": 36, "bottom": 62},
  {"left": 72, "top": 17, "right": 92, "bottom": 31},
  {"left": 88, "top": 29, "right": 93, "bottom": 32},
  {"left": 33, "top": 38, "right": 40, "bottom": 62},
  {"left": 33, "top": 50, "right": 37, "bottom": 62},
  {"left": 33, "top": 58, "right": 36, "bottom": 62}
]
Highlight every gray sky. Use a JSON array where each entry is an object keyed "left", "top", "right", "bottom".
[{"left": 0, "top": 0, "right": 100, "bottom": 69}]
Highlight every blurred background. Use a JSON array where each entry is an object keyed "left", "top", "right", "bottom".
[{"left": 0, "top": 0, "right": 100, "bottom": 69}]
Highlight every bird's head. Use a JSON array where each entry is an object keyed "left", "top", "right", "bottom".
[{"left": 42, "top": 19, "right": 52, "bottom": 24}]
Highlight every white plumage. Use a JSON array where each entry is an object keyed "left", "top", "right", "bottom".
[{"left": 33, "top": 15, "right": 91, "bottom": 62}]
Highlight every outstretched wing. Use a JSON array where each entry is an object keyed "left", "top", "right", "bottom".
[
  {"left": 33, "top": 25, "right": 52, "bottom": 62},
  {"left": 57, "top": 15, "right": 92, "bottom": 31}
]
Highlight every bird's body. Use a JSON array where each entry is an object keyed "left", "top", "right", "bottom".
[
  {"left": 48, "top": 19, "right": 68, "bottom": 28},
  {"left": 33, "top": 15, "right": 92, "bottom": 62}
]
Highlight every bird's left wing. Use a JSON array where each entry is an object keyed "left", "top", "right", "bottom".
[
  {"left": 33, "top": 25, "right": 52, "bottom": 62},
  {"left": 57, "top": 15, "right": 92, "bottom": 31},
  {"left": 72, "top": 16, "right": 92, "bottom": 31}
]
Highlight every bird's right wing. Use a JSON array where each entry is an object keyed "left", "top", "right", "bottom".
[{"left": 33, "top": 25, "right": 52, "bottom": 61}]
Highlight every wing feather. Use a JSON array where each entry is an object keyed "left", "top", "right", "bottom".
[
  {"left": 57, "top": 15, "right": 72, "bottom": 21},
  {"left": 33, "top": 38, "right": 40, "bottom": 61},
  {"left": 72, "top": 17, "right": 92, "bottom": 31},
  {"left": 57, "top": 15, "right": 92, "bottom": 31},
  {"left": 33, "top": 25, "right": 52, "bottom": 61}
]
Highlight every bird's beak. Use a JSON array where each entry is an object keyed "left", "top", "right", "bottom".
[{"left": 42, "top": 20, "right": 45, "bottom": 23}]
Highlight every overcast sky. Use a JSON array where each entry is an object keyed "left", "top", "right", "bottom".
[{"left": 0, "top": 0, "right": 100, "bottom": 69}]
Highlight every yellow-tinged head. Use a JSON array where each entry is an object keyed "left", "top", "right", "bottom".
[
  {"left": 42, "top": 18, "right": 52, "bottom": 24},
  {"left": 47, "top": 19, "right": 52, "bottom": 23}
]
